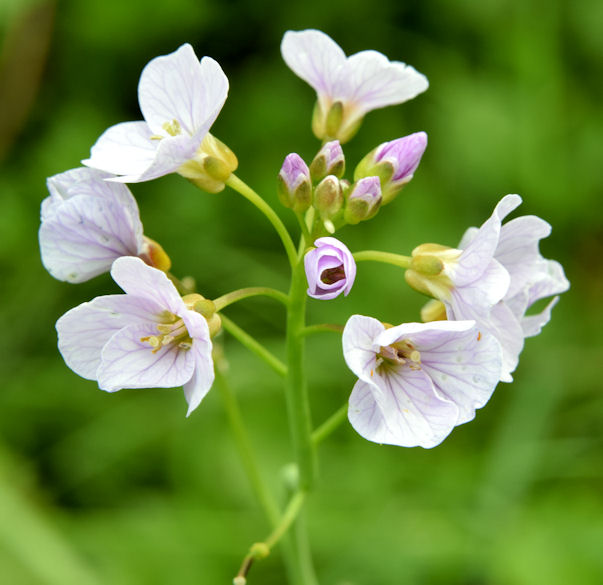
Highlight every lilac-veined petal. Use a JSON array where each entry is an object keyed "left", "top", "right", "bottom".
[
  {"left": 139, "top": 45, "right": 228, "bottom": 137},
  {"left": 83, "top": 121, "right": 157, "bottom": 177},
  {"left": 40, "top": 194, "right": 142, "bottom": 283},
  {"left": 183, "top": 336, "right": 214, "bottom": 416},
  {"left": 98, "top": 323, "right": 195, "bottom": 391},
  {"left": 485, "top": 302, "right": 524, "bottom": 382},
  {"left": 281, "top": 29, "right": 346, "bottom": 95},
  {"left": 525, "top": 259, "right": 570, "bottom": 305},
  {"left": 110, "top": 257, "right": 185, "bottom": 315},
  {"left": 348, "top": 366, "right": 458, "bottom": 448},
  {"left": 521, "top": 296, "right": 559, "bottom": 338},
  {"left": 56, "top": 294, "right": 162, "bottom": 379},
  {"left": 342, "top": 315, "right": 384, "bottom": 380}
]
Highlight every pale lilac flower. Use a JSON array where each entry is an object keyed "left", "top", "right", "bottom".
[
  {"left": 343, "top": 315, "right": 502, "bottom": 448},
  {"left": 344, "top": 176, "right": 382, "bottom": 224},
  {"left": 82, "top": 44, "right": 229, "bottom": 184},
  {"left": 281, "top": 29, "right": 428, "bottom": 143},
  {"left": 277, "top": 153, "right": 312, "bottom": 212},
  {"left": 355, "top": 132, "right": 428, "bottom": 204},
  {"left": 39, "top": 168, "right": 169, "bottom": 283},
  {"left": 305, "top": 237, "right": 356, "bottom": 299},
  {"left": 56, "top": 257, "right": 214, "bottom": 416}
]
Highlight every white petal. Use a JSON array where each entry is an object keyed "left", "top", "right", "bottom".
[
  {"left": 56, "top": 294, "right": 161, "bottom": 380},
  {"left": 525, "top": 259, "right": 570, "bottom": 305},
  {"left": 348, "top": 367, "right": 458, "bottom": 448},
  {"left": 281, "top": 29, "right": 346, "bottom": 96},
  {"left": 522, "top": 296, "right": 559, "bottom": 338},
  {"left": 486, "top": 302, "right": 525, "bottom": 382},
  {"left": 83, "top": 121, "right": 157, "bottom": 177},
  {"left": 455, "top": 194, "right": 521, "bottom": 287},
  {"left": 183, "top": 335, "right": 214, "bottom": 416},
  {"left": 39, "top": 194, "right": 142, "bottom": 283},
  {"left": 342, "top": 315, "right": 385, "bottom": 380},
  {"left": 337, "top": 51, "right": 428, "bottom": 112},
  {"left": 110, "top": 257, "right": 185, "bottom": 315},
  {"left": 98, "top": 323, "right": 195, "bottom": 391},
  {"left": 139, "top": 45, "right": 228, "bottom": 137}
]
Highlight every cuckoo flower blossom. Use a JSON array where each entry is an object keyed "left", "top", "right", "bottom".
[
  {"left": 83, "top": 44, "right": 231, "bottom": 185},
  {"left": 281, "top": 29, "right": 428, "bottom": 143},
  {"left": 39, "top": 168, "right": 169, "bottom": 283},
  {"left": 305, "top": 237, "right": 356, "bottom": 299},
  {"left": 56, "top": 257, "right": 215, "bottom": 416},
  {"left": 343, "top": 315, "right": 502, "bottom": 448}
]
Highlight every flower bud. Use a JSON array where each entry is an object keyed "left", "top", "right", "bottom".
[
  {"left": 309, "top": 140, "right": 345, "bottom": 182},
  {"left": 343, "top": 176, "right": 382, "bottom": 224},
  {"left": 277, "top": 153, "right": 312, "bottom": 213},
  {"left": 304, "top": 237, "right": 356, "bottom": 300},
  {"left": 178, "top": 133, "right": 239, "bottom": 193},
  {"left": 313, "top": 175, "right": 343, "bottom": 221},
  {"left": 354, "top": 132, "right": 427, "bottom": 205}
]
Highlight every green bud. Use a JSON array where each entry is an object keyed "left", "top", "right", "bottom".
[{"left": 314, "top": 175, "right": 343, "bottom": 220}]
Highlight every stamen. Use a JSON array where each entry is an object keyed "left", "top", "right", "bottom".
[{"left": 162, "top": 119, "right": 182, "bottom": 137}]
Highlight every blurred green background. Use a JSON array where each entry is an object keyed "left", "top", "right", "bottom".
[{"left": 1, "top": 0, "right": 601, "bottom": 583}]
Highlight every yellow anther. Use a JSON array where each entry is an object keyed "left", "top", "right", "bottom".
[{"left": 162, "top": 119, "right": 182, "bottom": 136}]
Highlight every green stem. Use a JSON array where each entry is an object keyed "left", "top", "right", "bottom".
[
  {"left": 221, "top": 314, "right": 287, "bottom": 378},
  {"left": 300, "top": 323, "right": 344, "bottom": 337},
  {"left": 312, "top": 404, "right": 348, "bottom": 446},
  {"left": 227, "top": 174, "right": 298, "bottom": 267},
  {"left": 353, "top": 250, "right": 412, "bottom": 269},
  {"left": 213, "top": 287, "right": 289, "bottom": 312},
  {"left": 284, "top": 258, "right": 315, "bottom": 490},
  {"left": 214, "top": 363, "right": 281, "bottom": 527}
]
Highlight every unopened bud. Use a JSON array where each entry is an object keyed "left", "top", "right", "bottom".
[
  {"left": 355, "top": 132, "right": 427, "bottom": 205},
  {"left": 277, "top": 153, "right": 312, "bottom": 212},
  {"left": 343, "top": 176, "right": 382, "bottom": 224},
  {"left": 313, "top": 175, "right": 343, "bottom": 220},
  {"left": 309, "top": 140, "right": 345, "bottom": 182}
]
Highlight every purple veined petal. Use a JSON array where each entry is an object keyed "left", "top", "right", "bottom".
[
  {"left": 110, "top": 257, "right": 186, "bottom": 315},
  {"left": 97, "top": 322, "right": 195, "bottom": 391},
  {"left": 342, "top": 315, "right": 385, "bottom": 380},
  {"left": 521, "top": 296, "right": 560, "bottom": 338},
  {"left": 139, "top": 46, "right": 228, "bottom": 137},
  {"left": 337, "top": 50, "right": 428, "bottom": 112},
  {"left": 56, "top": 294, "right": 163, "bottom": 380},
  {"left": 183, "top": 335, "right": 214, "bottom": 416},
  {"left": 525, "top": 259, "right": 570, "bottom": 305},
  {"left": 455, "top": 194, "right": 522, "bottom": 287},
  {"left": 458, "top": 226, "right": 479, "bottom": 250},
  {"left": 281, "top": 29, "right": 346, "bottom": 96},
  {"left": 39, "top": 194, "right": 143, "bottom": 283},
  {"left": 83, "top": 121, "right": 157, "bottom": 177},
  {"left": 348, "top": 366, "right": 459, "bottom": 448},
  {"left": 484, "top": 302, "right": 524, "bottom": 382}
]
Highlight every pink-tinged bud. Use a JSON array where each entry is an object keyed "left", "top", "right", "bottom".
[
  {"left": 304, "top": 237, "right": 356, "bottom": 300},
  {"left": 277, "top": 153, "right": 312, "bottom": 212},
  {"left": 343, "top": 176, "right": 382, "bottom": 224},
  {"left": 354, "top": 132, "right": 427, "bottom": 204},
  {"left": 309, "top": 140, "right": 345, "bottom": 182}
]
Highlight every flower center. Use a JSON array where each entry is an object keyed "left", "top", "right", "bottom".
[
  {"left": 150, "top": 119, "right": 183, "bottom": 141},
  {"left": 321, "top": 264, "right": 345, "bottom": 285},
  {"left": 376, "top": 339, "right": 421, "bottom": 370},
  {"left": 141, "top": 311, "right": 192, "bottom": 353}
]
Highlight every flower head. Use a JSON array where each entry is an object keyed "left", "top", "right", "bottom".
[
  {"left": 343, "top": 315, "right": 502, "bottom": 448},
  {"left": 56, "top": 257, "right": 215, "bottom": 415},
  {"left": 355, "top": 132, "right": 427, "bottom": 204},
  {"left": 281, "top": 29, "right": 428, "bottom": 143},
  {"left": 83, "top": 44, "right": 234, "bottom": 188},
  {"left": 305, "top": 237, "right": 356, "bottom": 300},
  {"left": 39, "top": 168, "right": 169, "bottom": 283}
]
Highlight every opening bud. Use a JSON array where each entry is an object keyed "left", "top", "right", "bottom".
[
  {"left": 313, "top": 175, "right": 343, "bottom": 221},
  {"left": 277, "top": 153, "right": 312, "bottom": 213},
  {"left": 354, "top": 132, "right": 427, "bottom": 205},
  {"left": 343, "top": 176, "right": 382, "bottom": 224},
  {"left": 304, "top": 237, "right": 356, "bottom": 300},
  {"left": 309, "top": 140, "right": 345, "bottom": 182},
  {"left": 178, "top": 134, "right": 238, "bottom": 193}
]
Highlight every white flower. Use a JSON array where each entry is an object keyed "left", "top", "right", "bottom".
[
  {"left": 281, "top": 29, "right": 428, "bottom": 143},
  {"left": 82, "top": 44, "right": 230, "bottom": 184},
  {"left": 56, "top": 257, "right": 215, "bottom": 415},
  {"left": 39, "top": 168, "right": 169, "bottom": 283},
  {"left": 343, "top": 315, "right": 502, "bottom": 448}
]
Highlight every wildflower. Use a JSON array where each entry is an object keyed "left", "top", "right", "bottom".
[
  {"left": 39, "top": 168, "right": 170, "bottom": 283},
  {"left": 277, "top": 153, "right": 312, "bottom": 212},
  {"left": 56, "top": 257, "right": 215, "bottom": 415},
  {"left": 343, "top": 315, "right": 502, "bottom": 448},
  {"left": 354, "top": 132, "right": 427, "bottom": 204},
  {"left": 83, "top": 44, "right": 235, "bottom": 189},
  {"left": 305, "top": 237, "right": 356, "bottom": 299},
  {"left": 281, "top": 29, "right": 428, "bottom": 143}
]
